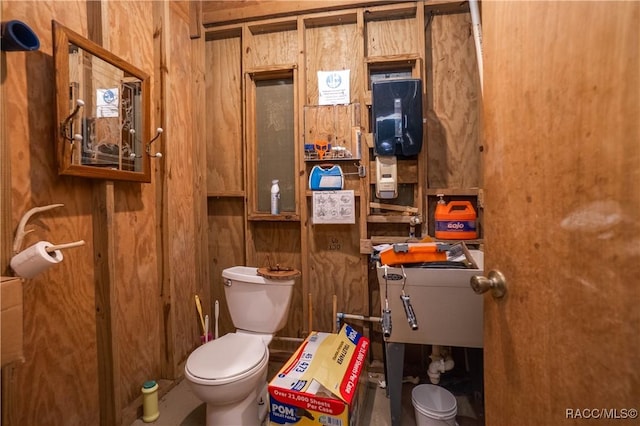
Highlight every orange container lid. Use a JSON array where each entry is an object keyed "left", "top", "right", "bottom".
[{"left": 435, "top": 201, "right": 476, "bottom": 220}]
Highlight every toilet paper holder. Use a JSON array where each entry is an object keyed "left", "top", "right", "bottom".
[
  {"left": 13, "top": 204, "right": 65, "bottom": 254},
  {"left": 11, "top": 204, "right": 85, "bottom": 278}
]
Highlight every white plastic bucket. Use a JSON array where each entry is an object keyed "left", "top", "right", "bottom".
[{"left": 412, "top": 384, "right": 458, "bottom": 426}]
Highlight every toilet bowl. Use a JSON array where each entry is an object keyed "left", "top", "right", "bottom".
[
  {"left": 184, "top": 266, "right": 297, "bottom": 426},
  {"left": 185, "top": 333, "right": 269, "bottom": 424}
]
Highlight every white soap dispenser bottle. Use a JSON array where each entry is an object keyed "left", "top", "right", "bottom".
[{"left": 271, "top": 179, "right": 280, "bottom": 215}]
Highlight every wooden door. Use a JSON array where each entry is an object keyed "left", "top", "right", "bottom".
[{"left": 482, "top": 2, "right": 639, "bottom": 425}]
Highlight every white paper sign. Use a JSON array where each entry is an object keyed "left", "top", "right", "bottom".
[
  {"left": 312, "top": 190, "right": 355, "bottom": 224},
  {"left": 96, "top": 88, "right": 119, "bottom": 118},
  {"left": 318, "top": 70, "right": 350, "bottom": 105}
]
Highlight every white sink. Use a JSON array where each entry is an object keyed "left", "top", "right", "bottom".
[{"left": 377, "top": 250, "right": 484, "bottom": 347}]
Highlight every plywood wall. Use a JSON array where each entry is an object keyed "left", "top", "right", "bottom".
[
  {"left": 246, "top": 24, "right": 298, "bottom": 67},
  {"left": 204, "top": 29, "right": 247, "bottom": 339},
  {"left": 3, "top": 3, "right": 106, "bottom": 423},
  {"left": 207, "top": 198, "right": 246, "bottom": 337},
  {"left": 203, "top": 2, "right": 480, "bottom": 343},
  {"left": 304, "top": 15, "right": 361, "bottom": 106},
  {"left": 303, "top": 14, "right": 367, "bottom": 332},
  {"left": 0, "top": 2, "right": 480, "bottom": 423},
  {"left": 426, "top": 11, "right": 481, "bottom": 189},
  {"left": 163, "top": 0, "right": 205, "bottom": 375},
  {"left": 1, "top": 1, "right": 202, "bottom": 425},
  {"left": 365, "top": 7, "right": 420, "bottom": 57},
  {"left": 251, "top": 221, "right": 303, "bottom": 337},
  {"left": 205, "top": 34, "right": 243, "bottom": 194}
]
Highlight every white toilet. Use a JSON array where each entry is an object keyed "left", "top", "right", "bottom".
[{"left": 184, "top": 266, "right": 297, "bottom": 426}]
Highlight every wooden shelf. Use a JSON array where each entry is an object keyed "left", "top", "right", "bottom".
[
  {"left": 248, "top": 213, "right": 300, "bottom": 222},
  {"left": 305, "top": 190, "right": 361, "bottom": 197},
  {"left": 304, "top": 157, "right": 361, "bottom": 163},
  {"left": 423, "top": 0, "right": 470, "bottom": 14},
  {"left": 426, "top": 188, "right": 481, "bottom": 196},
  {"left": 364, "top": 53, "right": 421, "bottom": 66},
  {"left": 360, "top": 237, "right": 418, "bottom": 254},
  {"left": 363, "top": 3, "right": 417, "bottom": 20},
  {"left": 361, "top": 237, "right": 483, "bottom": 254},
  {"left": 207, "top": 191, "right": 245, "bottom": 198},
  {"left": 434, "top": 238, "right": 483, "bottom": 246},
  {"left": 367, "top": 214, "right": 415, "bottom": 224}
]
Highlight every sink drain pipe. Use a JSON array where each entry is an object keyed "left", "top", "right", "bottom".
[
  {"left": 428, "top": 345, "right": 455, "bottom": 384},
  {"left": 336, "top": 312, "right": 382, "bottom": 332}
]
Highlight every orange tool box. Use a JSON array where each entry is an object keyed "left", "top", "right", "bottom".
[{"left": 379, "top": 243, "right": 449, "bottom": 266}]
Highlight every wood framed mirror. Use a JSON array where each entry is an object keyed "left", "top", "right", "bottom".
[{"left": 52, "top": 20, "right": 155, "bottom": 182}]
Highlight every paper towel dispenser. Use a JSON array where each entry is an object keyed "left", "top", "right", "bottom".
[{"left": 372, "top": 79, "right": 423, "bottom": 157}]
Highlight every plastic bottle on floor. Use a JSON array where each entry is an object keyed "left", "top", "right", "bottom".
[{"left": 141, "top": 380, "right": 160, "bottom": 423}]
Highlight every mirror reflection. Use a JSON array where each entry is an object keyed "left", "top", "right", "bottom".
[
  {"left": 68, "top": 46, "right": 143, "bottom": 171},
  {"left": 54, "top": 20, "right": 152, "bottom": 182}
]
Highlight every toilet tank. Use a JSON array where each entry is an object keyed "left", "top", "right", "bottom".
[
  {"left": 377, "top": 250, "right": 484, "bottom": 347},
  {"left": 222, "top": 266, "right": 296, "bottom": 334}
]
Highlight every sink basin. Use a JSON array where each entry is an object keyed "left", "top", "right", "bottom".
[{"left": 377, "top": 250, "right": 484, "bottom": 347}]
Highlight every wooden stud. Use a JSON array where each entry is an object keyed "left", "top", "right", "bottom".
[
  {"left": 332, "top": 295, "right": 338, "bottom": 333},
  {"left": 93, "top": 181, "right": 120, "bottom": 426},
  {"left": 308, "top": 293, "right": 313, "bottom": 332},
  {"left": 189, "top": 0, "right": 202, "bottom": 39},
  {"left": 1, "top": 64, "right": 11, "bottom": 274}
]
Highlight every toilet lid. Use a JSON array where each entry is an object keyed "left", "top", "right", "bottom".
[{"left": 185, "top": 333, "right": 267, "bottom": 382}]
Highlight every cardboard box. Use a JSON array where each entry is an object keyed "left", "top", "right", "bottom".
[
  {"left": 1, "top": 277, "right": 24, "bottom": 366},
  {"left": 269, "top": 324, "right": 369, "bottom": 426}
]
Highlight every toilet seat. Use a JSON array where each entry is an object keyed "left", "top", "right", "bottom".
[{"left": 185, "top": 333, "right": 268, "bottom": 386}]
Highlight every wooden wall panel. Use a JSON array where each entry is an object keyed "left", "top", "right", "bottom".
[
  {"left": 250, "top": 222, "right": 303, "bottom": 338},
  {"left": 365, "top": 12, "right": 419, "bottom": 57},
  {"left": 113, "top": 184, "right": 161, "bottom": 407},
  {"left": 204, "top": 29, "right": 245, "bottom": 338},
  {"left": 425, "top": 11, "right": 481, "bottom": 189},
  {"left": 1, "top": 2, "right": 101, "bottom": 424},
  {"left": 102, "top": 1, "right": 163, "bottom": 409},
  {"left": 0, "top": 0, "right": 11, "bottom": 274},
  {"left": 207, "top": 198, "right": 246, "bottom": 337},
  {"left": 107, "top": 1, "right": 155, "bottom": 70},
  {"left": 302, "top": 16, "right": 367, "bottom": 335},
  {"left": 304, "top": 106, "right": 335, "bottom": 146},
  {"left": 304, "top": 20, "right": 361, "bottom": 105},
  {"left": 190, "top": 0, "right": 212, "bottom": 396},
  {"left": 303, "top": 103, "right": 360, "bottom": 156},
  {"left": 205, "top": 35, "right": 243, "bottom": 195},
  {"left": 2, "top": 1, "right": 200, "bottom": 424},
  {"left": 202, "top": 1, "right": 393, "bottom": 26},
  {"left": 307, "top": 211, "right": 364, "bottom": 333},
  {"left": 165, "top": 0, "right": 200, "bottom": 371},
  {"left": 246, "top": 25, "right": 298, "bottom": 68}
]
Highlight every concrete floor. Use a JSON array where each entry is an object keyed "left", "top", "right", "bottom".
[{"left": 130, "top": 361, "right": 483, "bottom": 426}]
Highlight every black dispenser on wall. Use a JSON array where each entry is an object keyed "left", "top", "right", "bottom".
[{"left": 372, "top": 78, "right": 423, "bottom": 157}]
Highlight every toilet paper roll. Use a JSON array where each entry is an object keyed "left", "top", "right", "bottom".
[{"left": 10, "top": 241, "right": 64, "bottom": 279}]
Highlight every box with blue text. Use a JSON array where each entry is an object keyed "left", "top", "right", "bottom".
[{"left": 268, "top": 324, "right": 369, "bottom": 426}]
